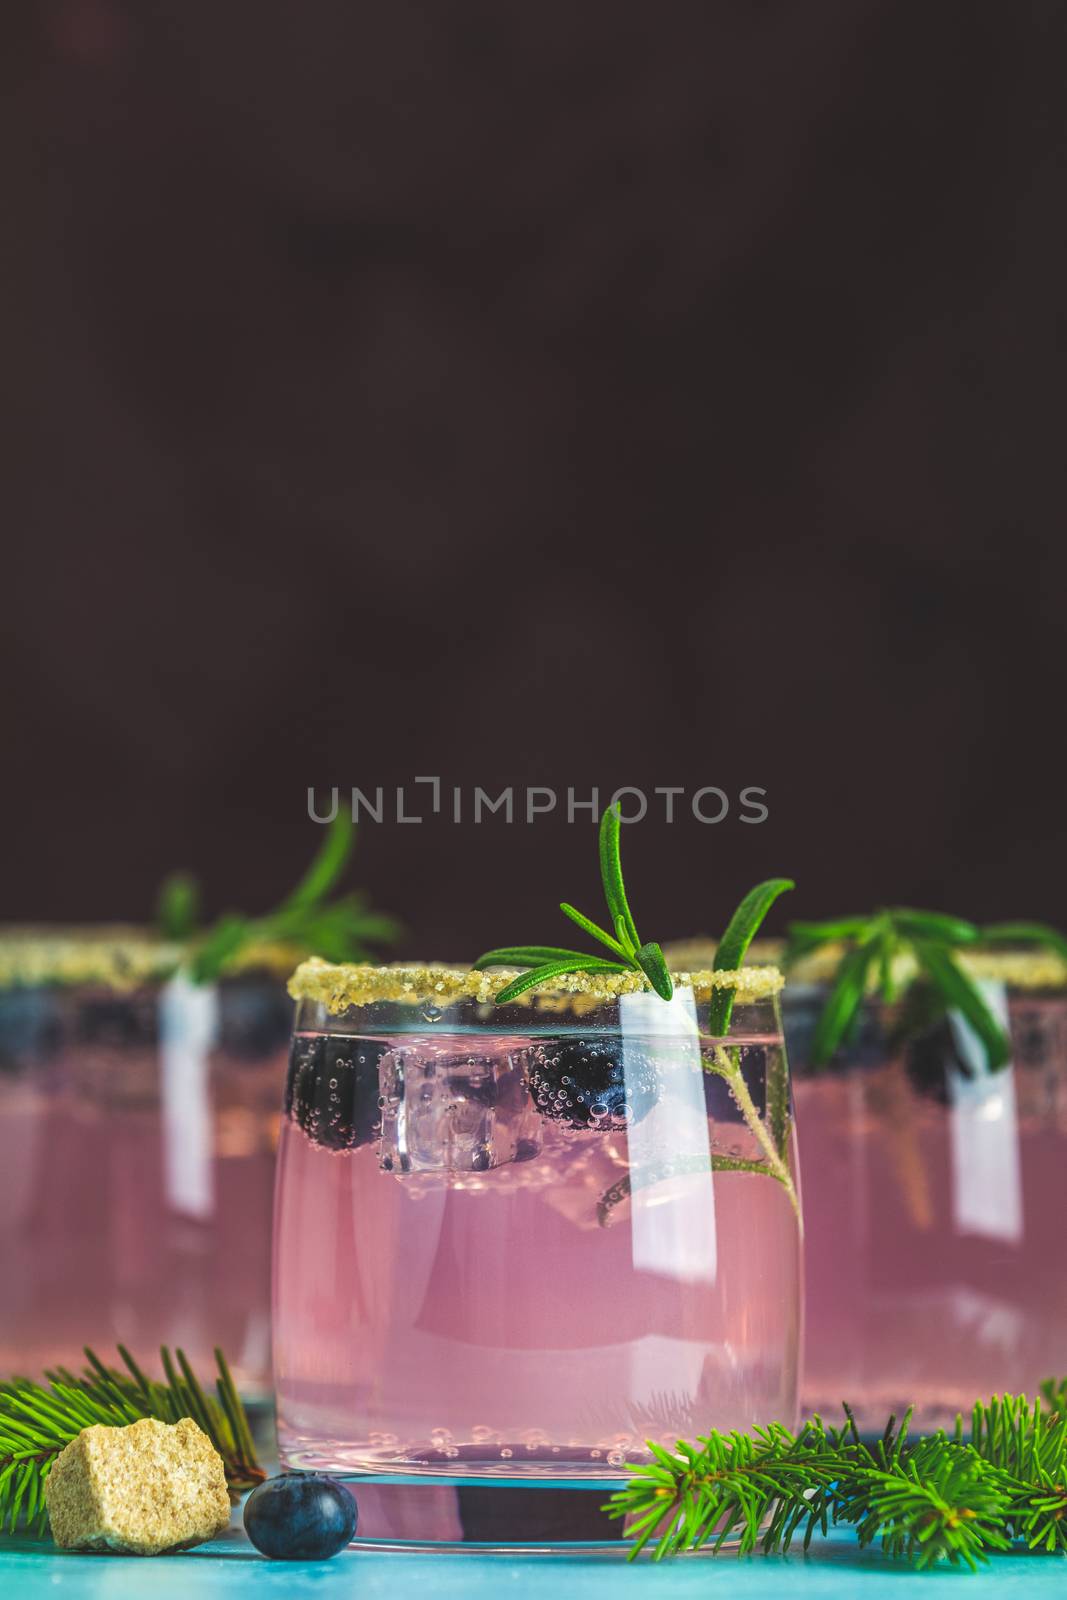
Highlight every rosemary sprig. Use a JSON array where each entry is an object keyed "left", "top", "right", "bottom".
[
  {"left": 478, "top": 811, "right": 797, "bottom": 1212},
  {"left": 474, "top": 806, "right": 673, "bottom": 1003},
  {"left": 704, "top": 1043, "right": 800, "bottom": 1223},
  {"left": 156, "top": 813, "right": 401, "bottom": 983},
  {"left": 475, "top": 807, "right": 793, "bottom": 1010},
  {"left": 785, "top": 908, "right": 1013, "bottom": 1071},
  {"left": 0, "top": 1346, "right": 265, "bottom": 1534},
  {"left": 608, "top": 1385, "right": 1067, "bottom": 1568},
  {"left": 595, "top": 1152, "right": 795, "bottom": 1227}
]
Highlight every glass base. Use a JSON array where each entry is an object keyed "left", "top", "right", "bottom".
[{"left": 334, "top": 1474, "right": 691, "bottom": 1553}]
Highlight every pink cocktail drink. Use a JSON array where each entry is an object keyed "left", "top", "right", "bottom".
[
  {"left": 273, "top": 962, "right": 802, "bottom": 1548},
  {"left": 0, "top": 956, "right": 288, "bottom": 1394},
  {"left": 794, "top": 985, "right": 1067, "bottom": 1432}
]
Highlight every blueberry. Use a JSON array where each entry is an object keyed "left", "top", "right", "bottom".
[
  {"left": 217, "top": 976, "right": 292, "bottom": 1060},
  {"left": 1010, "top": 1000, "right": 1057, "bottom": 1070},
  {"left": 527, "top": 1036, "right": 658, "bottom": 1129},
  {"left": 285, "top": 1035, "right": 386, "bottom": 1151},
  {"left": 243, "top": 1471, "right": 357, "bottom": 1560},
  {"left": 76, "top": 991, "right": 158, "bottom": 1049},
  {"left": 0, "top": 989, "right": 62, "bottom": 1074},
  {"left": 903, "top": 1020, "right": 960, "bottom": 1104}
]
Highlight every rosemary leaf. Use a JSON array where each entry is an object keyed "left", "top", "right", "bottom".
[
  {"left": 787, "top": 916, "right": 870, "bottom": 947},
  {"left": 279, "top": 812, "right": 353, "bottom": 913},
  {"left": 472, "top": 946, "right": 593, "bottom": 970},
  {"left": 189, "top": 915, "right": 250, "bottom": 984},
  {"left": 494, "top": 957, "right": 629, "bottom": 1005},
  {"left": 708, "top": 877, "right": 794, "bottom": 1035},
  {"left": 634, "top": 941, "right": 673, "bottom": 1001},
  {"left": 891, "top": 909, "right": 980, "bottom": 945},
  {"left": 559, "top": 902, "right": 631, "bottom": 960},
  {"left": 598, "top": 805, "right": 641, "bottom": 954},
  {"left": 715, "top": 877, "right": 797, "bottom": 972},
  {"left": 809, "top": 938, "right": 880, "bottom": 1065},
  {"left": 912, "top": 940, "right": 1011, "bottom": 1072},
  {"left": 981, "top": 921, "right": 1067, "bottom": 964},
  {"left": 156, "top": 872, "right": 200, "bottom": 941}
]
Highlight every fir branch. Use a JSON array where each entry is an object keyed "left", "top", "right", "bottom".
[
  {"left": 1040, "top": 1375, "right": 1067, "bottom": 1415},
  {"left": 833, "top": 1436, "right": 1013, "bottom": 1570},
  {"left": 970, "top": 1392, "right": 1067, "bottom": 1553},
  {"left": 1, "top": 1346, "right": 264, "bottom": 1533},
  {"left": 607, "top": 1417, "right": 844, "bottom": 1558},
  {"left": 608, "top": 1386, "right": 1067, "bottom": 1569}
]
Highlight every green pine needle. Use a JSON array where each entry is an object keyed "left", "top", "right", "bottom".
[
  {"left": 0, "top": 1346, "right": 265, "bottom": 1535},
  {"left": 608, "top": 1385, "right": 1067, "bottom": 1569}
]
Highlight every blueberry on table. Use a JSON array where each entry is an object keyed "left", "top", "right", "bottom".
[
  {"left": 243, "top": 1472, "right": 357, "bottom": 1560},
  {"left": 527, "top": 1036, "right": 658, "bottom": 1129}
]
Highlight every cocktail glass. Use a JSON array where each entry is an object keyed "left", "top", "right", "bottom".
[
  {"left": 789, "top": 948, "right": 1067, "bottom": 1432},
  {"left": 0, "top": 928, "right": 291, "bottom": 1397},
  {"left": 273, "top": 958, "right": 802, "bottom": 1551}
]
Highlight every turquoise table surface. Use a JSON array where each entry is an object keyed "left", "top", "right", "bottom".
[{"left": 2, "top": 1524, "right": 1063, "bottom": 1598}]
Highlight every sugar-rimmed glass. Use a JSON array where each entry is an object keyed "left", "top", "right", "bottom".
[
  {"left": 788, "top": 946, "right": 1067, "bottom": 1431},
  {"left": 0, "top": 928, "right": 292, "bottom": 1395},
  {"left": 273, "top": 958, "right": 802, "bottom": 1551}
]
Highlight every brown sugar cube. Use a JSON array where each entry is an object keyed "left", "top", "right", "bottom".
[{"left": 44, "top": 1416, "right": 232, "bottom": 1555}]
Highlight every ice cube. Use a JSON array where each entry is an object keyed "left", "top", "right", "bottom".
[{"left": 379, "top": 1039, "right": 541, "bottom": 1173}]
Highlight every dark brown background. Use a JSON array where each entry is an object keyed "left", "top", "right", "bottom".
[{"left": 2, "top": 1, "right": 1065, "bottom": 958}]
